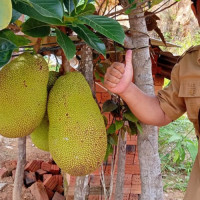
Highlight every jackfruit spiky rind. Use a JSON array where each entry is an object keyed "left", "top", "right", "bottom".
[
  {"left": 31, "top": 114, "right": 49, "bottom": 151},
  {"left": 48, "top": 72, "right": 107, "bottom": 176},
  {"left": 0, "top": 53, "right": 49, "bottom": 138}
]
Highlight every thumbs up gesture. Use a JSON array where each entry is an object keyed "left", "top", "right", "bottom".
[{"left": 104, "top": 50, "right": 133, "bottom": 95}]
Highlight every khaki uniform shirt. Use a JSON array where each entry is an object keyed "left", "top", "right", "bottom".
[{"left": 157, "top": 45, "right": 200, "bottom": 200}]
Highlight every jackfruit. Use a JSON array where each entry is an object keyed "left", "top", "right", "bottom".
[
  {"left": 30, "top": 71, "right": 60, "bottom": 151},
  {"left": 0, "top": 0, "right": 12, "bottom": 30},
  {"left": 48, "top": 71, "right": 107, "bottom": 176},
  {"left": 31, "top": 114, "right": 49, "bottom": 151},
  {"left": 0, "top": 53, "right": 49, "bottom": 138}
]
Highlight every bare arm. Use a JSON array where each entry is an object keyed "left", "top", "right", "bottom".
[{"left": 104, "top": 50, "right": 172, "bottom": 127}]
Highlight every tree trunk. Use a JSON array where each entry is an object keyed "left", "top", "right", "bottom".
[
  {"left": 126, "top": 6, "right": 163, "bottom": 200},
  {"left": 114, "top": 130, "right": 127, "bottom": 200},
  {"left": 13, "top": 137, "right": 26, "bottom": 200},
  {"left": 74, "top": 45, "right": 93, "bottom": 199}
]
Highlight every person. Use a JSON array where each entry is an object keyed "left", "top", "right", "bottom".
[{"left": 104, "top": 1, "right": 200, "bottom": 199}]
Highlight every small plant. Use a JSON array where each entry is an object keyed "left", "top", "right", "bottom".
[{"left": 158, "top": 115, "right": 198, "bottom": 191}]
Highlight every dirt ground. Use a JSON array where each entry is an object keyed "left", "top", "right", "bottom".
[{"left": 0, "top": 136, "right": 185, "bottom": 200}]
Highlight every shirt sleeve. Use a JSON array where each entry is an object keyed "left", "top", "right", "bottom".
[{"left": 157, "top": 63, "right": 186, "bottom": 121}]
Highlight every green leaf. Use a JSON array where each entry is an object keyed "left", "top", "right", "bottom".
[
  {"left": 109, "top": 134, "right": 118, "bottom": 145},
  {"left": 21, "top": 18, "right": 50, "bottom": 37},
  {"left": 128, "top": 0, "right": 134, "bottom": 3},
  {"left": 55, "top": 29, "right": 76, "bottom": 60},
  {"left": 0, "top": 38, "right": 17, "bottom": 68},
  {"left": 125, "top": 4, "right": 136, "bottom": 15},
  {"left": 173, "top": 149, "right": 180, "bottom": 163},
  {"left": 71, "top": 4, "right": 95, "bottom": 17},
  {"left": 115, "top": 120, "right": 123, "bottom": 130},
  {"left": 102, "top": 100, "right": 118, "bottom": 113},
  {"left": 107, "top": 124, "right": 116, "bottom": 135},
  {"left": 70, "top": 24, "right": 106, "bottom": 56},
  {"left": 136, "top": 122, "right": 142, "bottom": 133},
  {"left": 18, "top": 0, "right": 63, "bottom": 21},
  {"left": 128, "top": 121, "right": 137, "bottom": 135},
  {"left": 79, "top": 15, "right": 125, "bottom": 44},
  {"left": 104, "top": 143, "right": 113, "bottom": 161},
  {"left": 186, "top": 141, "right": 197, "bottom": 162},
  {"left": 12, "top": 1, "right": 64, "bottom": 25},
  {"left": 64, "top": 0, "right": 80, "bottom": 15},
  {"left": 123, "top": 110, "right": 138, "bottom": 123},
  {"left": 11, "top": 9, "right": 22, "bottom": 23},
  {"left": 168, "top": 134, "right": 182, "bottom": 143},
  {"left": 0, "top": 29, "right": 30, "bottom": 47}
]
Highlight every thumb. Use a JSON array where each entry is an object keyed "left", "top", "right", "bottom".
[{"left": 125, "top": 50, "right": 133, "bottom": 70}]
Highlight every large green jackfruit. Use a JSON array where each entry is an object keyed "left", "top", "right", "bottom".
[
  {"left": 48, "top": 72, "right": 107, "bottom": 176},
  {"left": 0, "top": 53, "right": 49, "bottom": 138},
  {"left": 30, "top": 71, "right": 60, "bottom": 151}
]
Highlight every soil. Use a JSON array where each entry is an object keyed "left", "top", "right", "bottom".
[{"left": 0, "top": 136, "right": 185, "bottom": 200}]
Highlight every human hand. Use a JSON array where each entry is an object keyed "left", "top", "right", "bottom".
[{"left": 104, "top": 50, "right": 133, "bottom": 95}]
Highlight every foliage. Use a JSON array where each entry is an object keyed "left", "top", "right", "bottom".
[
  {"left": 0, "top": 0, "right": 125, "bottom": 68},
  {"left": 159, "top": 115, "right": 198, "bottom": 191}
]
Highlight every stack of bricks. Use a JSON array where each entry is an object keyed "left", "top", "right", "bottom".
[{"left": 0, "top": 159, "right": 65, "bottom": 200}]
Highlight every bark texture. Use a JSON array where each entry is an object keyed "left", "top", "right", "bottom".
[
  {"left": 127, "top": 7, "right": 164, "bottom": 200},
  {"left": 13, "top": 137, "right": 26, "bottom": 200},
  {"left": 74, "top": 45, "right": 93, "bottom": 200},
  {"left": 114, "top": 130, "right": 127, "bottom": 200}
]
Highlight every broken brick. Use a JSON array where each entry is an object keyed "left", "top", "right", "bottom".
[
  {"left": 45, "top": 187, "right": 54, "bottom": 199},
  {"left": 52, "top": 192, "right": 65, "bottom": 200},
  {"left": 54, "top": 175, "right": 63, "bottom": 186},
  {"left": 0, "top": 167, "right": 9, "bottom": 179},
  {"left": 41, "top": 162, "right": 51, "bottom": 172},
  {"left": 24, "top": 171, "right": 36, "bottom": 187},
  {"left": 50, "top": 164, "right": 60, "bottom": 175},
  {"left": 30, "top": 181, "right": 49, "bottom": 200},
  {"left": 43, "top": 174, "right": 52, "bottom": 182},
  {"left": 43, "top": 175, "right": 58, "bottom": 190},
  {"left": 55, "top": 185, "right": 64, "bottom": 194},
  {"left": 36, "top": 169, "right": 47, "bottom": 176},
  {"left": 25, "top": 160, "right": 41, "bottom": 172}
]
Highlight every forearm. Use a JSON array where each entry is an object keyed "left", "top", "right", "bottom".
[{"left": 119, "top": 83, "right": 172, "bottom": 126}]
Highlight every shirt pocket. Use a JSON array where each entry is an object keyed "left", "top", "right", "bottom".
[{"left": 179, "top": 79, "right": 200, "bottom": 121}]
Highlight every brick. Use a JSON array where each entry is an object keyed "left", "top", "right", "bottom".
[
  {"left": 123, "top": 193, "right": 130, "bottom": 200},
  {"left": 132, "top": 175, "right": 141, "bottom": 185},
  {"left": 45, "top": 187, "right": 54, "bottom": 199},
  {"left": 133, "top": 153, "right": 139, "bottom": 165},
  {"left": 52, "top": 192, "right": 65, "bottom": 200},
  {"left": 43, "top": 174, "right": 52, "bottom": 182},
  {"left": 129, "top": 194, "right": 139, "bottom": 200},
  {"left": 95, "top": 82, "right": 107, "bottom": 92},
  {"left": 25, "top": 160, "right": 41, "bottom": 172},
  {"left": 55, "top": 185, "right": 64, "bottom": 194},
  {"left": 30, "top": 181, "right": 49, "bottom": 200},
  {"left": 41, "top": 162, "right": 51, "bottom": 172},
  {"left": 43, "top": 175, "right": 58, "bottom": 190},
  {"left": 4, "top": 160, "right": 17, "bottom": 172},
  {"left": 12, "top": 170, "right": 16, "bottom": 180},
  {"left": 96, "top": 93, "right": 102, "bottom": 103},
  {"left": 54, "top": 175, "right": 63, "bottom": 186},
  {"left": 101, "top": 92, "right": 111, "bottom": 103},
  {"left": 126, "top": 155, "right": 134, "bottom": 165},
  {"left": 125, "top": 165, "right": 140, "bottom": 174},
  {"left": 50, "top": 164, "right": 60, "bottom": 175},
  {"left": 88, "top": 195, "right": 99, "bottom": 200},
  {"left": 130, "top": 184, "right": 141, "bottom": 194},
  {"left": 124, "top": 174, "right": 132, "bottom": 185},
  {"left": 0, "top": 167, "right": 9, "bottom": 179},
  {"left": 36, "top": 169, "right": 47, "bottom": 176},
  {"left": 24, "top": 171, "right": 36, "bottom": 187},
  {"left": 90, "top": 175, "right": 100, "bottom": 186}
]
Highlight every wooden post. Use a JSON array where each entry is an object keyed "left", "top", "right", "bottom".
[{"left": 13, "top": 137, "right": 26, "bottom": 200}]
